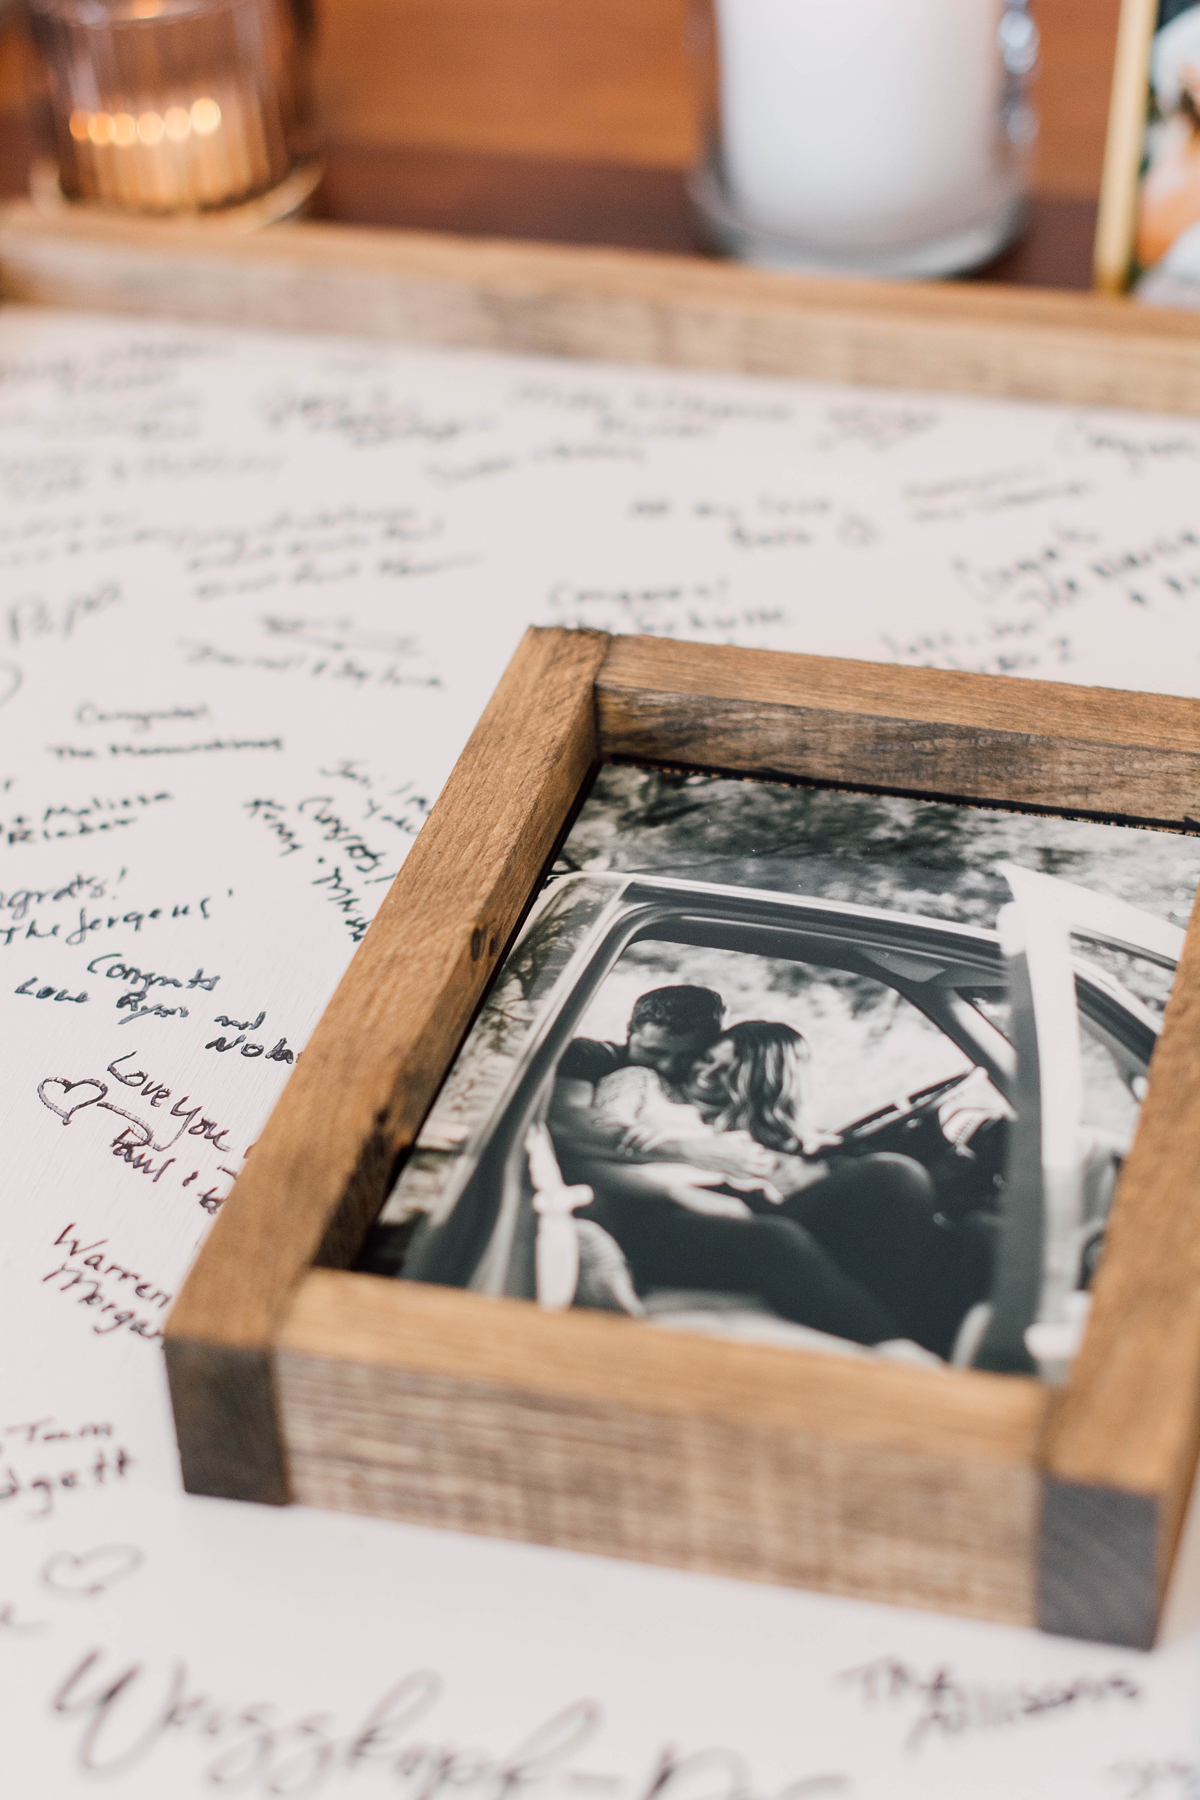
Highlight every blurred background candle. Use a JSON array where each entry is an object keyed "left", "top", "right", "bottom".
[
  {"left": 27, "top": 0, "right": 312, "bottom": 214},
  {"left": 692, "top": 0, "right": 1040, "bottom": 276}
]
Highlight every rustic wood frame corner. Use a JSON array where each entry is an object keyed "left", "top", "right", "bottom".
[{"left": 165, "top": 625, "right": 1200, "bottom": 1649}]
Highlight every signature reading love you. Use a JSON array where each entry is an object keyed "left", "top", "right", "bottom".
[
  {"left": 37, "top": 1057, "right": 244, "bottom": 1212},
  {"left": 39, "top": 1063, "right": 235, "bottom": 1153}
]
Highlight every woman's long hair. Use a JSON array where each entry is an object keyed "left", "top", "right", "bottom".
[{"left": 710, "top": 1020, "right": 810, "bottom": 1153}]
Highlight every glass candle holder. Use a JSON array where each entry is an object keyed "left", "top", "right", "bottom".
[
  {"left": 28, "top": 0, "right": 313, "bottom": 215},
  {"left": 690, "top": 0, "right": 1039, "bottom": 279}
]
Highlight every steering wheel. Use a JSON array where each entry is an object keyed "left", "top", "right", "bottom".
[{"left": 837, "top": 1068, "right": 978, "bottom": 1144}]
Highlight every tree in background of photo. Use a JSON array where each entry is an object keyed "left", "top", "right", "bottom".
[
  {"left": 557, "top": 766, "right": 1200, "bottom": 1020},
  {"left": 560, "top": 766, "right": 1198, "bottom": 925}
]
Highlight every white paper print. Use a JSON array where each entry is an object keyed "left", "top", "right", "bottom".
[{"left": 2, "top": 303, "right": 1200, "bottom": 1797}]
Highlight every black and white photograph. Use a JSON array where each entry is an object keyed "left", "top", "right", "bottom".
[{"left": 362, "top": 767, "right": 1198, "bottom": 1381}]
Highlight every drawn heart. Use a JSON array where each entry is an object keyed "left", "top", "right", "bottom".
[
  {"left": 37, "top": 1077, "right": 107, "bottom": 1126},
  {"left": 41, "top": 1544, "right": 144, "bottom": 1598}
]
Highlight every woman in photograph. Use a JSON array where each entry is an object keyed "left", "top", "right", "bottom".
[
  {"left": 1136, "top": 4, "right": 1200, "bottom": 278},
  {"left": 561, "top": 1020, "right": 988, "bottom": 1357}
]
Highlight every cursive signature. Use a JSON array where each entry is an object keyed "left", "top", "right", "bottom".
[
  {"left": 839, "top": 1656, "right": 1141, "bottom": 1751},
  {"left": 50, "top": 1656, "right": 846, "bottom": 1800}
]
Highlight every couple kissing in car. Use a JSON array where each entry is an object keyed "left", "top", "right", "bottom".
[{"left": 548, "top": 984, "right": 991, "bottom": 1361}]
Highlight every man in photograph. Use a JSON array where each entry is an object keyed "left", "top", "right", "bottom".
[
  {"left": 556, "top": 984, "right": 725, "bottom": 1099},
  {"left": 549, "top": 982, "right": 743, "bottom": 1197}
]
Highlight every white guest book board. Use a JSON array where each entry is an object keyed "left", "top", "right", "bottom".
[{"left": 3, "top": 300, "right": 1200, "bottom": 1798}]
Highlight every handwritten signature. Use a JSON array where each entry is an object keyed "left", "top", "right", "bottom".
[
  {"left": 0, "top": 876, "right": 216, "bottom": 952},
  {"left": 40, "top": 1061, "right": 234, "bottom": 1154},
  {"left": 42, "top": 1223, "right": 172, "bottom": 1339},
  {"left": 840, "top": 1656, "right": 1141, "bottom": 1751},
  {"left": 207, "top": 1010, "right": 296, "bottom": 1062},
  {"left": 2, "top": 791, "right": 172, "bottom": 849},
  {"left": 50, "top": 1659, "right": 846, "bottom": 1799},
  {"left": 86, "top": 950, "right": 219, "bottom": 1025},
  {"left": 1, "top": 1443, "right": 133, "bottom": 1519},
  {"left": 37, "top": 1060, "right": 241, "bottom": 1208}
]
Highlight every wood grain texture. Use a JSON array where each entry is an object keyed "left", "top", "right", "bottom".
[
  {"left": 596, "top": 636, "right": 1200, "bottom": 825},
  {"left": 165, "top": 626, "right": 609, "bottom": 1501},
  {"left": 313, "top": 0, "right": 697, "bottom": 169},
  {"left": 0, "top": 0, "right": 1123, "bottom": 200},
  {"left": 1029, "top": 0, "right": 1124, "bottom": 203},
  {"left": 277, "top": 1270, "right": 1046, "bottom": 1622},
  {"left": 308, "top": 0, "right": 1119, "bottom": 203},
  {"left": 6, "top": 206, "right": 1200, "bottom": 412}
]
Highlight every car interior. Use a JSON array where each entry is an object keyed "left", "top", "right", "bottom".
[{"left": 392, "top": 874, "right": 1165, "bottom": 1371}]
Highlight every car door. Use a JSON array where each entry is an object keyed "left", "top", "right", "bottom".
[{"left": 972, "top": 864, "right": 1185, "bottom": 1378}]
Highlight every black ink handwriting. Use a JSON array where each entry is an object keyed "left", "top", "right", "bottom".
[
  {"left": 87, "top": 951, "right": 219, "bottom": 1020},
  {"left": 4, "top": 1418, "right": 113, "bottom": 1447},
  {"left": 0, "top": 1446, "right": 133, "bottom": 1520},
  {"left": 15, "top": 975, "right": 87, "bottom": 1003},
  {"left": 839, "top": 1656, "right": 1140, "bottom": 1751},
  {"left": 206, "top": 1030, "right": 294, "bottom": 1062},
  {"left": 8, "top": 581, "right": 121, "bottom": 646},
  {"left": 244, "top": 796, "right": 304, "bottom": 856},
  {"left": 42, "top": 1544, "right": 144, "bottom": 1599},
  {"left": 297, "top": 795, "right": 388, "bottom": 873},
  {"left": 49, "top": 1653, "right": 845, "bottom": 1800},
  {"left": 0, "top": 873, "right": 111, "bottom": 922},
  {"left": 76, "top": 701, "right": 209, "bottom": 733},
  {"left": 1, "top": 892, "right": 213, "bottom": 951},
  {"left": 3, "top": 791, "right": 172, "bottom": 849},
  {"left": 311, "top": 863, "right": 373, "bottom": 944}
]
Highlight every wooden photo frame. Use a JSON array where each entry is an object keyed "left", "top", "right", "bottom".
[
  {"left": 165, "top": 627, "right": 1200, "bottom": 1651},
  {"left": 1094, "top": 0, "right": 1200, "bottom": 299}
]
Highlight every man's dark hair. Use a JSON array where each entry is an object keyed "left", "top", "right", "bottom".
[{"left": 628, "top": 985, "right": 723, "bottom": 1041}]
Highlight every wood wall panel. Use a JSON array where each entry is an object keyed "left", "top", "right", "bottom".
[
  {"left": 0, "top": 0, "right": 1128, "bottom": 200},
  {"left": 1032, "top": 0, "right": 1124, "bottom": 198},
  {"left": 310, "top": 0, "right": 1122, "bottom": 199},
  {"left": 312, "top": 0, "right": 698, "bottom": 169}
]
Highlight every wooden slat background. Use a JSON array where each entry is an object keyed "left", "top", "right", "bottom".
[
  {"left": 310, "top": 0, "right": 1121, "bottom": 200},
  {"left": 0, "top": 0, "right": 1124, "bottom": 201}
]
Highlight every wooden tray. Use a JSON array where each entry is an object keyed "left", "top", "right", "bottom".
[
  {"left": 165, "top": 627, "right": 1200, "bottom": 1651},
  {"left": 4, "top": 200, "right": 1200, "bottom": 412}
]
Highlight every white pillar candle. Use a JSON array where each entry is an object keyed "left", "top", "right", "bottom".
[{"left": 713, "top": 0, "right": 1024, "bottom": 259}]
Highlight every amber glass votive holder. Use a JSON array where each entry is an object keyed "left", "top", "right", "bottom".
[{"left": 28, "top": 0, "right": 313, "bottom": 215}]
